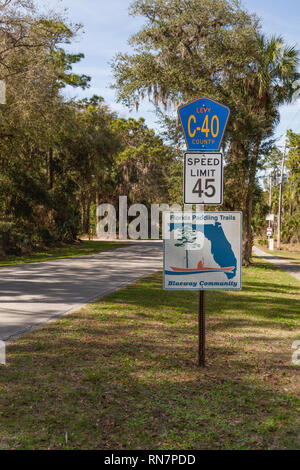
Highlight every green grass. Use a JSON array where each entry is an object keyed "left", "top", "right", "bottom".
[
  {"left": 0, "top": 241, "right": 127, "bottom": 266},
  {"left": 0, "top": 257, "right": 299, "bottom": 450},
  {"left": 257, "top": 247, "right": 300, "bottom": 266}
]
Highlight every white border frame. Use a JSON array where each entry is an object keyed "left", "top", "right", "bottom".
[
  {"left": 163, "top": 211, "right": 243, "bottom": 291},
  {"left": 183, "top": 152, "right": 223, "bottom": 205}
]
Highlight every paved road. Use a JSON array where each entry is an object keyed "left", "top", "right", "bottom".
[
  {"left": 253, "top": 246, "right": 300, "bottom": 282},
  {"left": 0, "top": 242, "right": 162, "bottom": 342}
]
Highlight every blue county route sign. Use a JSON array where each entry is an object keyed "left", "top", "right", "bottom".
[
  {"left": 163, "top": 211, "right": 242, "bottom": 290},
  {"left": 178, "top": 97, "right": 230, "bottom": 151}
]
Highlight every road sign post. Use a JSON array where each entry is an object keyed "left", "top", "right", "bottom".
[
  {"left": 173, "top": 97, "right": 235, "bottom": 367},
  {"left": 199, "top": 288, "right": 205, "bottom": 367},
  {"left": 163, "top": 211, "right": 242, "bottom": 366}
]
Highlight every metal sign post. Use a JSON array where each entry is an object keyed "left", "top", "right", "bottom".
[
  {"left": 169, "top": 97, "right": 237, "bottom": 368},
  {"left": 163, "top": 211, "right": 242, "bottom": 367},
  {"left": 199, "top": 203, "right": 205, "bottom": 368},
  {"left": 198, "top": 289, "right": 206, "bottom": 367}
]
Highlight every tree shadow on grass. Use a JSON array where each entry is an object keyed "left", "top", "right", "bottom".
[
  {"left": 1, "top": 314, "right": 299, "bottom": 450},
  {"left": 0, "top": 270, "right": 299, "bottom": 449},
  {"left": 243, "top": 281, "right": 299, "bottom": 295},
  {"left": 102, "top": 277, "right": 300, "bottom": 326},
  {"left": 249, "top": 259, "right": 280, "bottom": 271}
]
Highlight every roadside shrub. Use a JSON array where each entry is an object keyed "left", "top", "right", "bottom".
[
  {"left": 0, "top": 221, "right": 31, "bottom": 255},
  {"left": 257, "top": 238, "right": 268, "bottom": 247}
]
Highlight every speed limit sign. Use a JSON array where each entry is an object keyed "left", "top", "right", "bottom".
[{"left": 184, "top": 152, "right": 223, "bottom": 205}]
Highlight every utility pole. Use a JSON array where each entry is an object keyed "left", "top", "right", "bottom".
[
  {"left": 269, "top": 174, "right": 272, "bottom": 228},
  {"left": 277, "top": 141, "right": 287, "bottom": 250}
]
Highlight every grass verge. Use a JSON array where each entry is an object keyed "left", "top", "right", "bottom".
[
  {"left": 0, "top": 241, "right": 127, "bottom": 266},
  {"left": 0, "top": 257, "right": 299, "bottom": 450}
]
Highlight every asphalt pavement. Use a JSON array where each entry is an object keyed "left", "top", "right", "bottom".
[
  {"left": 252, "top": 246, "right": 300, "bottom": 282},
  {"left": 0, "top": 241, "right": 162, "bottom": 342}
]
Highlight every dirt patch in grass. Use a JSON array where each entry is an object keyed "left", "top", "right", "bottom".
[{"left": 0, "top": 257, "right": 299, "bottom": 450}]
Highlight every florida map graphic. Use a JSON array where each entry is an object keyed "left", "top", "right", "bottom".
[{"left": 163, "top": 212, "right": 242, "bottom": 290}]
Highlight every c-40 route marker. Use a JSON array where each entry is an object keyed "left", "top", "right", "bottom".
[
  {"left": 178, "top": 97, "right": 230, "bottom": 152},
  {"left": 184, "top": 152, "right": 223, "bottom": 205}
]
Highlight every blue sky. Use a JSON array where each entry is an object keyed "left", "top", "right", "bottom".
[{"left": 43, "top": 0, "right": 300, "bottom": 146}]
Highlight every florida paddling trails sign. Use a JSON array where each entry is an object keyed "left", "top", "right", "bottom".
[
  {"left": 163, "top": 211, "right": 242, "bottom": 290},
  {"left": 178, "top": 97, "right": 230, "bottom": 152},
  {"left": 184, "top": 152, "right": 223, "bottom": 205}
]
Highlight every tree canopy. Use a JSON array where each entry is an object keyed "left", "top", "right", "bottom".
[
  {"left": 0, "top": 0, "right": 299, "bottom": 259},
  {"left": 112, "top": 0, "right": 300, "bottom": 263},
  {"left": 0, "top": 0, "right": 178, "bottom": 254}
]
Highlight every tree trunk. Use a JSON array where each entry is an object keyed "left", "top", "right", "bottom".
[
  {"left": 225, "top": 139, "right": 248, "bottom": 211},
  {"left": 81, "top": 196, "right": 86, "bottom": 233},
  {"left": 49, "top": 147, "right": 54, "bottom": 189},
  {"left": 289, "top": 179, "right": 293, "bottom": 216},
  {"left": 86, "top": 199, "right": 91, "bottom": 234},
  {"left": 243, "top": 142, "right": 260, "bottom": 265},
  {"left": 96, "top": 184, "right": 100, "bottom": 227},
  {"left": 81, "top": 196, "right": 91, "bottom": 235},
  {"left": 243, "top": 195, "right": 254, "bottom": 266}
]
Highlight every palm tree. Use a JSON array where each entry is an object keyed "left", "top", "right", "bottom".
[{"left": 241, "top": 34, "right": 299, "bottom": 263}]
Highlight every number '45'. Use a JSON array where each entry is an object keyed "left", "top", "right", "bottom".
[{"left": 192, "top": 179, "right": 216, "bottom": 198}]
